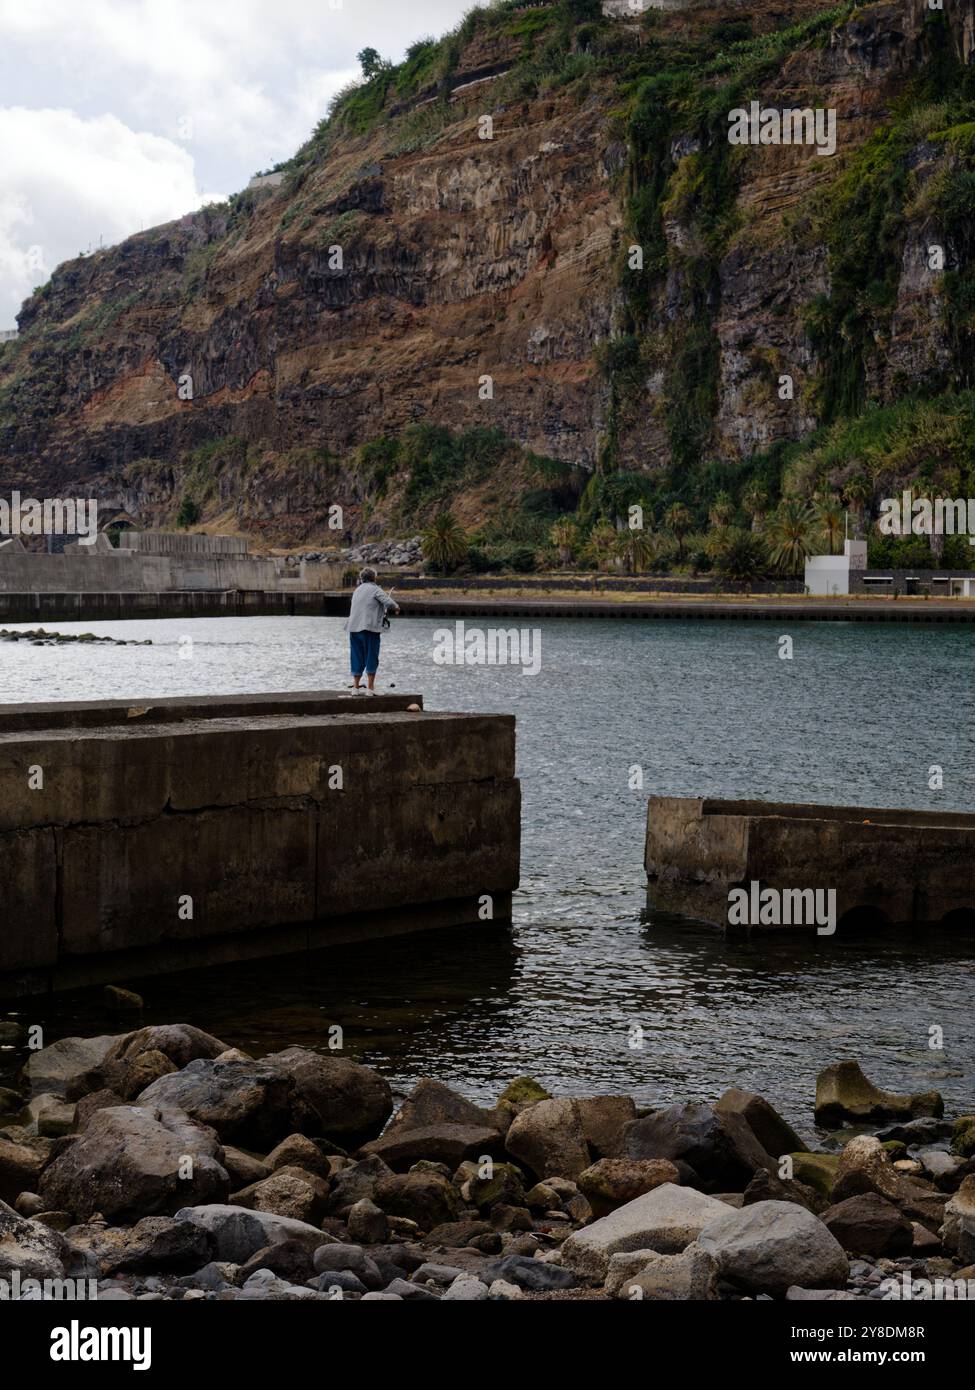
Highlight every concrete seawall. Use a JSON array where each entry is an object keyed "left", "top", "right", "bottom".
[
  {"left": 644, "top": 795, "right": 975, "bottom": 931},
  {"left": 2, "top": 591, "right": 975, "bottom": 624},
  {"left": 0, "top": 692, "right": 520, "bottom": 997}
]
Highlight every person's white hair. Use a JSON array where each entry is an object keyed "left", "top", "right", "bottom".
[{"left": 359, "top": 566, "right": 377, "bottom": 583}]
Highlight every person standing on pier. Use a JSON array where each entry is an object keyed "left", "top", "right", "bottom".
[{"left": 345, "top": 567, "right": 400, "bottom": 694}]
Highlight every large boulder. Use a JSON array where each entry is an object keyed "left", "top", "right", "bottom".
[
  {"left": 0, "top": 1133, "right": 45, "bottom": 1205},
  {"left": 327, "top": 1155, "right": 394, "bottom": 1215},
  {"left": 374, "top": 1171, "right": 460, "bottom": 1231},
  {"left": 504, "top": 1099, "right": 590, "bottom": 1180},
  {"left": 359, "top": 1124, "right": 504, "bottom": 1171},
  {"left": 174, "top": 1204, "right": 327, "bottom": 1263},
  {"left": 622, "top": 1102, "right": 773, "bottom": 1189},
  {"left": 715, "top": 1088, "right": 808, "bottom": 1159},
  {"left": 697, "top": 1200, "right": 849, "bottom": 1296},
  {"left": 383, "top": 1079, "right": 498, "bottom": 1135},
  {"left": 65, "top": 1215, "right": 214, "bottom": 1277},
  {"left": 39, "top": 1105, "right": 229, "bottom": 1221},
  {"left": 22, "top": 1035, "right": 120, "bottom": 1100},
  {"left": 941, "top": 1175, "right": 975, "bottom": 1260},
  {"left": 822, "top": 1193, "right": 913, "bottom": 1256},
  {"left": 136, "top": 1059, "right": 294, "bottom": 1148},
  {"left": 561, "top": 1183, "right": 729, "bottom": 1282},
  {"left": 814, "top": 1061, "right": 943, "bottom": 1127},
  {"left": 577, "top": 1097, "right": 638, "bottom": 1159},
  {"left": 101, "top": 1025, "right": 229, "bottom": 1089},
  {"left": 578, "top": 1158, "right": 681, "bottom": 1218},
  {"left": 0, "top": 1207, "right": 67, "bottom": 1281},
  {"left": 263, "top": 1047, "right": 392, "bottom": 1144},
  {"left": 742, "top": 1167, "right": 824, "bottom": 1214},
  {"left": 831, "top": 1135, "right": 903, "bottom": 1202},
  {"left": 230, "top": 1167, "right": 330, "bottom": 1225}
]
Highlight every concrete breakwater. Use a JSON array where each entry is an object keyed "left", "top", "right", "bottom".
[
  {"left": 645, "top": 796, "right": 975, "bottom": 933},
  {"left": 0, "top": 692, "right": 520, "bottom": 997}
]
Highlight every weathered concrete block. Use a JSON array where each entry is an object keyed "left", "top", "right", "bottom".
[
  {"left": 0, "top": 696, "right": 520, "bottom": 993},
  {"left": 0, "top": 828, "right": 58, "bottom": 971}
]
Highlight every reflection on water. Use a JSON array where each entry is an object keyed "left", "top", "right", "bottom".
[{"left": 1, "top": 615, "right": 973, "bottom": 1139}]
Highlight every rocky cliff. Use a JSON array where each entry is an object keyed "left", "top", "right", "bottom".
[{"left": 1, "top": 0, "right": 973, "bottom": 552}]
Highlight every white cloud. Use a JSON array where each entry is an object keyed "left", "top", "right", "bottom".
[
  {"left": 0, "top": 0, "right": 476, "bottom": 327},
  {"left": 0, "top": 0, "right": 475, "bottom": 326},
  {"left": 0, "top": 108, "right": 212, "bottom": 326}
]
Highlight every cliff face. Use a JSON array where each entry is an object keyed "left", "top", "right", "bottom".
[{"left": 1, "top": 0, "right": 974, "bottom": 549}]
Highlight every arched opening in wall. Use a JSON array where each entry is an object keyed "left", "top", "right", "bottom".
[
  {"left": 939, "top": 907, "right": 975, "bottom": 931},
  {"left": 836, "top": 905, "right": 891, "bottom": 936}
]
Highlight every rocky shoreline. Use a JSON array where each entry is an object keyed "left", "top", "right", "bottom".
[{"left": 1, "top": 1027, "right": 973, "bottom": 1302}]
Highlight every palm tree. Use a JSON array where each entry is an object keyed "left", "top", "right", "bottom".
[
  {"left": 815, "top": 493, "right": 845, "bottom": 555},
  {"left": 664, "top": 502, "right": 692, "bottom": 561},
  {"left": 842, "top": 476, "right": 871, "bottom": 531},
  {"left": 614, "top": 529, "right": 658, "bottom": 574},
  {"left": 583, "top": 521, "right": 618, "bottom": 572},
  {"left": 714, "top": 528, "right": 769, "bottom": 585},
  {"left": 767, "top": 498, "right": 816, "bottom": 575},
  {"left": 421, "top": 511, "right": 468, "bottom": 573},
  {"left": 708, "top": 493, "right": 735, "bottom": 529},
  {"left": 549, "top": 518, "right": 579, "bottom": 567}
]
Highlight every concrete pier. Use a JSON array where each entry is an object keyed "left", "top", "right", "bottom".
[
  {"left": 0, "top": 692, "right": 520, "bottom": 997},
  {"left": 644, "top": 795, "right": 975, "bottom": 932}
]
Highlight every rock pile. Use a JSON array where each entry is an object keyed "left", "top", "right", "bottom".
[
  {"left": 1, "top": 1035, "right": 972, "bottom": 1301},
  {"left": 0, "top": 629, "right": 151, "bottom": 646}
]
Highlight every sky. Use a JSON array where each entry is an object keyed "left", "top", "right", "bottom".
[{"left": 0, "top": 0, "right": 477, "bottom": 329}]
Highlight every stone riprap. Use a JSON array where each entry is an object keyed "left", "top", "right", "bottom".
[{"left": 0, "top": 1042, "right": 971, "bottom": 1302}]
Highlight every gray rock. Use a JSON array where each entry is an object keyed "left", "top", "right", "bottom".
[
  {"left": 264, "top": 1047, "right": 392, "bottom": 1145},
  {"left": 561, "top": 1183, "right": 729, "bottom": 1281},
  {"left": 39, "top": 1105, "right": 229, "bottom": 1222},
  {"left": 175, "top": 1204, "right": 327, "bottom": 1264},
  {"left": 327, "top": 1154, "right": 393, "bottom": 1214},
  {"left": 505, "top": 1098, "right": 590, "bottom": 1180},
  {"left": 360, "top": 1123, "right": 503, "bottom": 1171},
  {"left": 309, "top": 1269, "right": 367, "bottom": 1296},
  {"left": 697, "top": 1199, "right": 849, "bottom": 1296},
  {"left": 443, "top": 1276, "right": 490, "bottom": 1301},
  {"left": 22, "top": 1035, "right": 120, "bottom": 1100},
  {"left": 483, "top": 1253, "right": 578, "bottom": 1291},
  {"left": 347, "top": 1197, "right": 389, "bottom": 1244},
  {"left": 312, "top": 1242, "right": 383, "bottom": 1289},
  {"left": 383, "top": 1078, "right": 498, "bottom": 1135},
  {"left": 622, "top": 1101, "right": 773, "bottom": 1189},
  {"left": 822, "top": 1193, "right": 913, "bottom": 1257},
  {"left": 137, "top": 1059, "right": 294, "bottom": 1148},
  {"left": 0, "top": 1208, "right": 67, "bottom": 1280},
  {"left": 385, "top": 1276, "right": 440, "bottom": 1300}
]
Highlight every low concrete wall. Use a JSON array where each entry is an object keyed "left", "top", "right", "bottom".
[
  {"left": 644, "top": 795, "right": 975, "bottom": 930},
  {"left": 0, "top": 552, "right": 343, "bottom": 593},
  {"left": 0, "top": 692, "right": 520, "bottom": 995}
]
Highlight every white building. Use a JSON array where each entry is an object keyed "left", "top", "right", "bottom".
[{"left": 804, "top": 539, "right": 867, "bottom": 596}]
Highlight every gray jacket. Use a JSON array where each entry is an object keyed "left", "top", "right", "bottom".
[{"left": 344, "top": 581, "right": 398, "bottom": 634}]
